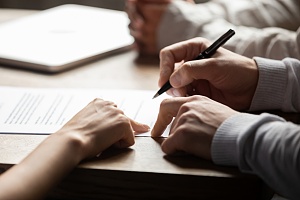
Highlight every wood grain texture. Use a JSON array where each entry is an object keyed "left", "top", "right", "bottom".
[{"left": 0, "top": 135, "right": 270, "bottom": 199}]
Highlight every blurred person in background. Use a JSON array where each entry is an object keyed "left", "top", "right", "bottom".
[{"left": 126, "top": 0, "right": 300, "bottom": 60}]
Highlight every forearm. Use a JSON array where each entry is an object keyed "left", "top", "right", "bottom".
[
  {"left": 158, "top": 1, "right": 300, "bottom": 60},
  {"left": 0, "top": 98, "right": 142, "bottom": 199},
  {"left": 0, "top": 132, "right": 83, "bottom": 199},
  {"left": 198, "top": 20, "right": 300, "bottom": 60},
  {"left": 166, "top": 0, "right": 300, "bottom": 30},
  {"left": 212, "top": 113, "right": 300, "bottom": 199},
  {"left": 208, "top": 0, "right": 300, "bottom": 30}
]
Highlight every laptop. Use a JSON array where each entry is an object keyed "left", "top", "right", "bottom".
[{"left": 0, "top": 4, "right": 134, "bottom": 73}]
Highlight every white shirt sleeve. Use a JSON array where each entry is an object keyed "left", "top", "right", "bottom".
[{"left": 158, "top": 0, "right": 300, "bottom": 60}]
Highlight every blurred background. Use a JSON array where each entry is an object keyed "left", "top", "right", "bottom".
[
  {"left": 0, "top": 0, "right": 125, "bottom": 10},
  {"left": 0, "top": 0, "right": 208, "bottom": 11}
]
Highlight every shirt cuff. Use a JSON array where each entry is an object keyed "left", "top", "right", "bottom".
[
  {"left": 211, "top": 112, "right": 285, "bottom": 169},
  {"left": 249, "top": 57, "right": 287, "bottom": 111},
  {"left": 211, "top": 113, "right": 246, "bottom": 166}
]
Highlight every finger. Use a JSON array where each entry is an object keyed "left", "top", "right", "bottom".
[
  {"left": 169, "top": 58, "right": 220, "bottom": 89},
  {"left": 113, "top": 118, "right": 135, "bottom": 149},
  {"left": 128, "top": 15, "right": 154, "bottom": 54},
  {"left": 126, "top": 0, "right": 145, "bottom": 39},
  {"left": 158, "top": 38, "right": 210, "bottom": 87},
  {"left": 167, "top": 87, "right": 187, "bottom": 97},
  {"left": 126, "top": 1, "right": 144, "bottom": 28},
  {"left": 167, "top": 99, "right": 194, "bottom": 136},
  {"left": 161, "top": 132, "right": 182, "bottom": 155},
  {"left": 129, "top": 118, "right": 150, "bottom": 133},
  {"left": 151, "top": 97, "right": 189, "bottom": 137},
  {"left": 92, "top": 98, "right": 117, "bottom": 113},
  {"left": 128, "top": 18, "right": 143, "bottom": 33},
  {"left": 129, "top": 24, "right": 143, "bottom": 41}
]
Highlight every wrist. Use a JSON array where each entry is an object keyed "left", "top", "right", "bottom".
[
  {"left": 245, "top": 58, "right": 259, "bottom": 109},
  {"left": 51, "top": 130, "right": 86, "bottom": 164}
]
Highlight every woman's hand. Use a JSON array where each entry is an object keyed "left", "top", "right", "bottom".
[
  {"left": 0, "top": 98, "right": 150, "bottom": 200},
  {"left": 57, "top": 98, "right": 150, "bottom": 160}
]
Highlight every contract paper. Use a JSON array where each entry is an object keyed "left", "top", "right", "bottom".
[{"left": 0, "top": 86, "right": 170, "bottom": 137}]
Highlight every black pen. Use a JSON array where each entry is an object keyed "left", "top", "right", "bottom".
[{"left": 152, "top": 29, "right": 235, "bottom": 99}]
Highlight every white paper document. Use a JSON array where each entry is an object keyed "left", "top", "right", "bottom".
[{"left": 0, "top": 86, "right": 170, "bottom": 137}]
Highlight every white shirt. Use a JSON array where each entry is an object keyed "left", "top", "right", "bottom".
[{"left": 158, "top": 0, "right": 300, "bottom": 60}]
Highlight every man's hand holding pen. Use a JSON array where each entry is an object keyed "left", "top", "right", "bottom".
[
  {"left": 154, "top": 35, "right": 258, "bottom": 111},
  {"left": 153, "top": 29, "right": 235, "bottom": 99}
]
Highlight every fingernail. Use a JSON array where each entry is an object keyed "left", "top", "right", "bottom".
[
  {"left": 144, "top": 124, "right": 150, "bottom": 131},
  {"left": 173, "top": 89, "right": 181, "bottom": 97},
  {"left": 171, "top": 89, "right": 181, "bottom": 97}
]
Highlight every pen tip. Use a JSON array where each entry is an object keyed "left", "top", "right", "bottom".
[{"left": 152, "top": 93, "right": 159, "bottom": 99}]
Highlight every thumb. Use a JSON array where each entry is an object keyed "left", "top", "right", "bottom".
[{"left": 169, "top": 59, "right": 219, "bottom": 88}]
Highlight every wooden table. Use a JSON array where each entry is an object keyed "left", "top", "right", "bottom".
[{"left": 0, "top": 8, "right": 272, "bottom": 200}]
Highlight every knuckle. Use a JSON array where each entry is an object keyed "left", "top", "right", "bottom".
[
  {"left": 181, "top": 62, "right": 191, "bottom": 69},
  {"left": 189, "top": 95, "right": 201, "bottom": 102},
  {"left": 129, "top": 138, "right": 135, "bottom": 146},
  {"left": 160, "top": 98, "right": 171, "bottom": 109},
  {"left": 92, "top": 98, "right": 103, "bottom": 103},
  {"left": 107, "top": 100, "right": 116, "bottom": 106},
  {"left": 195, "top": 37, "right": 210, "bottom": 46},
  {"left": 202, "top": 38, "right": 211, "bottom": 46},
  {"left": 180, "top": 103, "right": 191, "bottom": 113},
  {"left": 116, "top": 114, "right": 130, "bottom": 126},
  {"left": 188, "top": 95, "right": 207, "bottom": 102},
  {"left": 181, "top": 111, "right": 196, "bottom": 120},
  {"left": 177, "top": 111, "right": 196, "bottom": 126},
  {"left": 173, "top": 126, "right": 190, "bottom": 145},
  {"left": 159, "top": 47, "right": 173, "bottom": 59},
  {"left": 176, "top": 115, "right": 188, "bottom": 125},
  {"left": 180, "top": 101, "right": 195, "bottom": 113},
  {"left": 118, "top": 109, "right": 125, "bottom": 115}
]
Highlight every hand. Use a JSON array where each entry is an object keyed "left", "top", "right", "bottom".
[
  {"left": 56, "top": 98, "right": 150, "bottom": 160},
  {"left": 125, "top": 0, "right": 170, "bottom": 55},
  {"left": 159, "top": 37, "right": 259, "bottom": 111},
  {"left": 126, "top": 0, "right": 195, "bottom": 55},
  {"left": 126, "top": 0, "right": 196, "bottom": 55},
  {"left": 0, "top": 98, "right": 150, "bottom": 200},
  {"left": 151, "top": 95, "right": 238, "bottom": 160}
]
